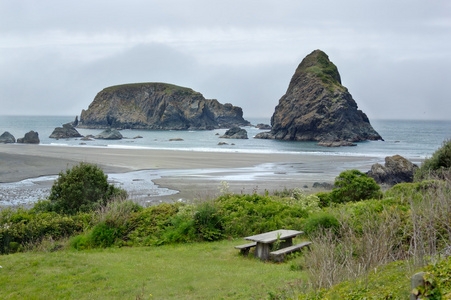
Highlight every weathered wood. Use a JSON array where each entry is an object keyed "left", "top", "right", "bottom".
[
  {"left": 270, "top": 241, "right": 312, "bottom": 262},
  {"left": 234, "top": 242, "right": 257, "bottom": 256}
]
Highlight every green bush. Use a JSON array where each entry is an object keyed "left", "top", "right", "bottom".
[
  {"left": 216, "top": 193, "right": 308, "bottom": 237},
  {"left": 416, "top": 139, "right": 451, "bottom": 181},
  {"left": 193, "top": 202, "right": 224, "bottom": 241},
  {"left": 303, "top": 212, "right": 340, "bottom": 235},
  {"left": 330, "top": 170, "right": 382, "bottom": 203},
  {"left": 47, "top": 162, "right": 127, "bottom": 214},
  {"left": 0, "top": 208, "right": 86, "bottom": 254}
]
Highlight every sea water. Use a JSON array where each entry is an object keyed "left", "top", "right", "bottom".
[
  {"left": 1, "top": 116, "right": 450, "bottom": 207},
  {"left": 0, "top": 116, "right": 450, "bottom": 161}
]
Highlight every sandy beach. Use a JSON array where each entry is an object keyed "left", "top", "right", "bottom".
[{"left": 0, "top": 144, "right": 381, "bottom": 206}]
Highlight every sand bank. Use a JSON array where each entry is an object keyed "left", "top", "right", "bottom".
[{"left": 0, "top": 144, "right": 381, "bottom": 206}]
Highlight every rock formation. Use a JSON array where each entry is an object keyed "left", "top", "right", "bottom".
[
  {"left": 95, "top": 128, "right": 123, "bottom": 140},
  {"left": 78, "top": 83, "right": 250, "bottom": 130},
  {"left": 220, "top": 126, "right": 248, "bottom": 139},
  {"left": 0, "top": 131, "right": 16, "bottom": 143},
  {"left": 49, "top": 123, "right": 83, "bottom": 139},
  {"left": 255, "top": 50, "right": 382, "bottom": 145},
  {"left": 256, "top": 123, "right": 271, "bottom": 130},
  {"left": 17, "top": 131, "right": 40, "bottom": 144},
  {"left": 367, "top": 155, "right": 418, "bottom": 185}
]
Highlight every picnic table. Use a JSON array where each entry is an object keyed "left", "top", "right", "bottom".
[{"left": 242, "top": 229, "right": 305, "bottom": 261}]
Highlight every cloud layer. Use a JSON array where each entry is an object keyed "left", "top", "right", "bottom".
[{"left": 1, "top": 0, "right": 450, "bottom": 120}]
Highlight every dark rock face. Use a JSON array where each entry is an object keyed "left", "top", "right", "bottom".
[
  {"left": 0, "top": 131, "right": 16, "bottom": 143},
  {"left": 95, "top": 128, "right": 123, "bottom": 140},
  {"left": 255, "top": 50, "right": 382, "bottom": 144},
  {"left": 256, "top": 123, "right": 271, "bottom": 130},
  {"left": 367, "top": 155, "right": 418, "bottom": 185},
  {"left": 17, "top": 131, "right": 40, "bottom": 144},
  {"left": 317, "top": 140, "right": 357, "bottom": 147},
  {"left": 49, "top": 123, "right": 83, "bottom": 139},
  {"left": 220, "top": 126, "right": 248, "bottom": 139},
  {"left": 78, "top": 83, "right": 250, "bottom": 130}
]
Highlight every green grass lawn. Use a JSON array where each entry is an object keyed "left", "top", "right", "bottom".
[{"left": 0, "top": 239, "right": 307, "bottom": 299}]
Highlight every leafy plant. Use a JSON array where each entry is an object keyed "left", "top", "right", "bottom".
[
  {"left": 415, "top": 139, "right": 451, "bottom": 181},
  {"left": 47, "top": 162, "right": 127, "bottom": 214},
  {"left": 330, "top": 169, "right": 382, "bottom": 203}
]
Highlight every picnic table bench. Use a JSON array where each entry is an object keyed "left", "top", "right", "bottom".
[
  {"left": 235, "top": 229, "right": 311, "bottom": 261},
  {"left": 269, "top": 241, "right": 312, "bottom": 262},
  {"left": 234, "top": 242, "right": 256, "bottom": 256}
]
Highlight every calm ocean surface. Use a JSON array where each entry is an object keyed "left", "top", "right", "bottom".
[{"left": 1, "top": 116, "right": 450, "bottom": 163}]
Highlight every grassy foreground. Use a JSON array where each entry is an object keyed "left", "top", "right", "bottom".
[{"left": 0, "top": 239, "right": 306, "bottom": 299}]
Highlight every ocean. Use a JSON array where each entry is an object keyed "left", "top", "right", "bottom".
[
  {"left": 0, "top": 116, "right": 450, "bottom": 163},
  {"left": 1, "top": 116, "right": 450, "bottom": 207}
]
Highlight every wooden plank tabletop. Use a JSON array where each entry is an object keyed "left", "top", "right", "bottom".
[{"left": 244, "top": 229, "right": 303, "bottom": 244}]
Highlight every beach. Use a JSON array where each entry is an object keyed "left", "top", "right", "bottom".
[{"left": 0, "top": 144, "right": 381, "bottom": 206}]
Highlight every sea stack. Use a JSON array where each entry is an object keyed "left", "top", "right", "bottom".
[
  {"left": 255, "top": 50, "right": 382, "bottom": 145},
  {"left": 78, "top": 82, "right": 250, "bottom": 130}
]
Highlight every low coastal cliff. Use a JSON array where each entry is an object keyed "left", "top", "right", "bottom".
[{"left": 78, "top": 83, "right": 250, "bottom": 130}]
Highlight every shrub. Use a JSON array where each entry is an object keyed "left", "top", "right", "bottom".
[
  {"left": 193, "top": 202, "right": 223, "bottom": 241},
  {"left": 416, "top": 139, "right": 451, "bottom": 181},
  {"left": 216, "top": 193, "right": 308, "bottom": 237},
  {"left": 330, "top": 170, "right": 382, "bottom": 203},
  {"left": 47, "top": 162, "right": 127, "bottom": 214},
  {"left": 0, "top": 208, "right": 86, "bottom": 254},
  {"left": 303, "top": 212, "right": 339, "bottom": 235}
]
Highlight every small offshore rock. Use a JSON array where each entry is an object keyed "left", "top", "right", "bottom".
[
  {"left": 256, "top": 123, "right": 271, "bottom": 130},
  {"left": 220, "top": 126, "right": 248, "bottom": 139},
  {"left": 169, "top": 138, "right": 184, "bottom": 141},
  {"left": 317, "top": 140, "right": 357, "bottom": 147},
  {"left": 95, "top": 128, "right": 123, "bottom": 140},
  {"left": 17, "top": 131, "right": 40, "bottom": 144},
  {"left": 0, "top": 131, "right": 16, "bottom": 143},
  {"left": 218, "top": 142, "right": 228, "bottom": 145},
  {"left": 49, "top": 123, "right": 83, "bottom": 139}
]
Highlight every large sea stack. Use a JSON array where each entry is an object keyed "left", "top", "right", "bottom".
[
  {"left": 78, "top": 83, "right": 250, "bottom": 130},
  {"left": 255, "top": 50, "right": 382, "bottom": 144}
]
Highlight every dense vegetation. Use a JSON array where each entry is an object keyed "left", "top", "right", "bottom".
[{"left": 1, "top": 140, "right": 451, "bottom": 298}]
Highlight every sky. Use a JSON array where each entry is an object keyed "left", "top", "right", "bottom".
[{"left": 1, "top": 0, "right": 450, "bottom": 121}]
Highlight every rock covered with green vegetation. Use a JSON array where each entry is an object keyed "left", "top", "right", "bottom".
[
  {"left": 78, "top": 82, "right": 250, "bottom": 130},
  {"left": 255, "top": 50, "right": 382, "bottom": 145}
]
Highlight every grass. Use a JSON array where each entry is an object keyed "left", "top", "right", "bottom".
[{"left": 0, "top": 239, "right": 306, "bottom": 299}]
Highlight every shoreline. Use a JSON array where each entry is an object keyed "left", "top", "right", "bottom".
[{"left": 0, "top": 144, "right": 381, "bottom": 206}]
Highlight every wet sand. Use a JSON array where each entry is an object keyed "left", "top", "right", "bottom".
[{"left": 0, "top": 144, "right": 381, "bottom": 206}]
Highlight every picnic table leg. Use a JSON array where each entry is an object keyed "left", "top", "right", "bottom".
[
  {"left": 279, "top": 238, "right": 293, "bottom": 249},
  {"left": 254, "top": 242, "right": 270, "bottom": 260}
]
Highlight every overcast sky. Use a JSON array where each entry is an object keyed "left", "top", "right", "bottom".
[{"left": 1, "top": 0, "right": 450, "bottom": 121}]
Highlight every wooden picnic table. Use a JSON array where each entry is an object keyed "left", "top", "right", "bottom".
[{"left": 244, "top": 229, "right": 304, "bottom": 260}]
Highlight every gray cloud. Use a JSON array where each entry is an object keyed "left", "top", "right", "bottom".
[{"left": 1, "top": 0, "right": 450, "bottom": 120}]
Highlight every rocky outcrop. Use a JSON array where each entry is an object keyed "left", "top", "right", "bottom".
[
  {"left": 95, "top": 128, "right": 123, "bottom": 140},
  {"left": 78, "top": 83, "right": 250, "bottom": 130},
  {"left": 367, "top": 155, "right": 418, "bottom": 185},
  {"left": 220, "top": 126, "right": 248, "bottom": 139},
  {"left": 17, "top": 131, "right": 40, "bottom": 144},
  {"left": 255, "top": 50, "right": 382, "bottom": 145},
  {"left": 256, "top": 123, "right": 271, "bottom": 130},
  {"left": 317, "top": 140, "right": 356, "bottom": 147},
  {"left": 0, "top": 131, "right": 16, "bottom": 143},
  {"left": 49, "top": 123, "right": 83, "bottom": 139}
]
